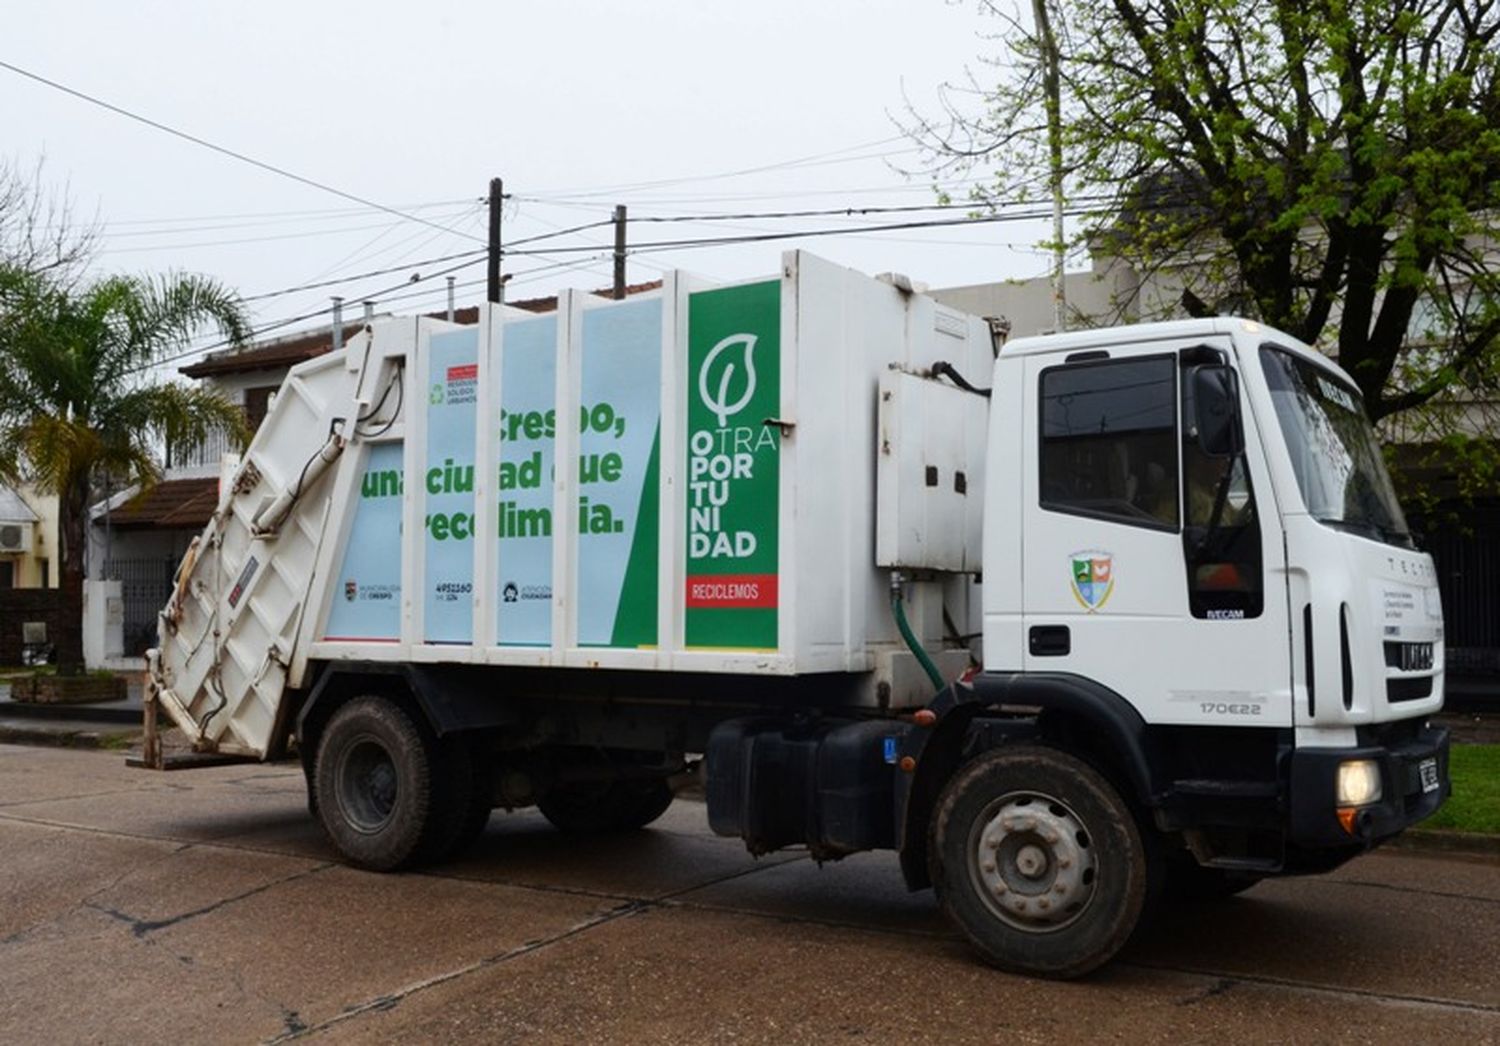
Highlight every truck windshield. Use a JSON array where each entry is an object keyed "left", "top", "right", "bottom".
[{"left": 1258, "top": 345, "right": 1412, "bottom": 548}]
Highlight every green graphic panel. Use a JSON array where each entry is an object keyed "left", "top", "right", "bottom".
[
  {"left": 610, "top": 425, "right": 661, "bottom": 648},
  {"left": 684, "top": 280, "right": 781, "bottom": 650}
]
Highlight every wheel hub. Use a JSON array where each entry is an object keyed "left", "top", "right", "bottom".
[
  {"left": 338, "top": 737, "right": 399, "bottom": 834},
  {"left": 971, "top": 792, "right": 1098, "bottom": 932}
]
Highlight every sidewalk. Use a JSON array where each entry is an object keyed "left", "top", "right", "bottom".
[{"left": 0, "top": 673, "right": 143, "bottom": 748}]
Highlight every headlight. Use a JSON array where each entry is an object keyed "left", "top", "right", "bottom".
[{"left": 1336, "top": 759, "right": 1383, "bottom": 806}]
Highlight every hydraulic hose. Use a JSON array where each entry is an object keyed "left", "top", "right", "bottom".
[{"left": 891, "top": 574, "right": 946, "bottom": 693}]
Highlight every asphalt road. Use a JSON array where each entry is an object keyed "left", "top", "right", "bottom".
[{"left": 0, "top": 744, "right": 1496, "bottom": 1044}]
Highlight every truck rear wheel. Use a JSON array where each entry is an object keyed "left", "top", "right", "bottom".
[
  {"left": 930, "top": 745, "right": 1147, "bottom": 979},
  {"left": 421, "top": 737, "right": 493, "bottom": 864},
  {"left": 314, "top": 696, "right": 436, "bottom": 871},
  {"left": 538, "top": 778, "right": 674, "bottom": 834},
  {"left": 444, "top": 755, "right": 493, "bottom": 858}
]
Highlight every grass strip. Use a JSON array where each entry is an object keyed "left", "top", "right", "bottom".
[{"left": 1427, "top": 744, "right": 1500, "bottom": 835}]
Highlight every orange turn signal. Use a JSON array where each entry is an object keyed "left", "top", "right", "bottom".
[
  {"left": 913, "top": 709, "right": 937, "bottom": 727},
  {"left": 1336, "top": 807, "right": 1359, "bottom": 834},
  {"left": 899, "top": 756, "right": 917, "bottom": 773}
]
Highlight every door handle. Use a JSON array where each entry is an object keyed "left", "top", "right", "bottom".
[{"left": 1029, "top": 625, "right": 1071, "bottom": 657}]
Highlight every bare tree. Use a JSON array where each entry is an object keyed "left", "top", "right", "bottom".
[{"left": 0, "top": 156, "right": 99, "bottom": 287}]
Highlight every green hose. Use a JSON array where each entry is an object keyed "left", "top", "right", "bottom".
[{"left": 891, "top": 580, "right": 946, "bottom": 693}]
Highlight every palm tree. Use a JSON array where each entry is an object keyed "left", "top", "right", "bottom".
[{"left": 0, "top": 264, "right": 250, "bottom": 673}]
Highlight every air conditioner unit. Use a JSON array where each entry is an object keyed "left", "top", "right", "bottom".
[{"left": 0, "top": 523, "right": 31, "bottom": 554}]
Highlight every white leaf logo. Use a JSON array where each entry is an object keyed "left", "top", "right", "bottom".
[{"left": 699, "top": 333, "right": 758, "bottom": 428}]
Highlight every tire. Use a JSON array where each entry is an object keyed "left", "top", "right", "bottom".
[
  {"left": 930, "top": 745, "right": 1148, "bottom": 979},
  {"left": 1164, "top": 852, "right": 1262, "bottom": 900},
  {"left": 314, "top": 696, "right": 436, "bottom": 871},
  {"left": 419, "top": 736, "right": 482, "bottom": 864},
  {"left": 445, "top": 755, "right": 494, "bottom": 859},
  {"left": 538, "top": 778, "right": 674, "bottom": 835}
]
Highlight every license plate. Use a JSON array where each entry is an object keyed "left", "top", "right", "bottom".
[{"left": 1418, "top": 758, "right": 1440, "bottom": 794}]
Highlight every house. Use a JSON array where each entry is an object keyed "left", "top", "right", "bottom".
[
  {"left": 0, "top": 481, "right": 61, "bottom": 664},
  {"left": 0, "top": 481, "right": 58, "bottom": 589}
]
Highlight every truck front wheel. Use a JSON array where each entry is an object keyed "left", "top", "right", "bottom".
[
  {"left": 930, "top": 746, "right": 1148, "bottom": 979},
  {"left": 314, "top": 696, "right": 436, "bottom": 871}
]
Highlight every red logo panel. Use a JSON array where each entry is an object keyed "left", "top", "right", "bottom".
[{"left": 685, "top": 574, "right": 778, "bottom": 609}]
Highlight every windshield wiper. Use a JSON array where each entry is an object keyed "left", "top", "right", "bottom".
[
  {"left": 1318, "top": 517, "right": 1383, "bottom": 541},
  {"left": 1318, "top": 517, "right": 1413, "bottom": 547},
  {"left": 1374, "top": 522, "right": 1414, "bottom": 547}
]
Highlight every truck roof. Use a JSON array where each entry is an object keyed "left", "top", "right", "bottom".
[{"left": 1000, "top": 315, "right": 1357, "bottom": 389}]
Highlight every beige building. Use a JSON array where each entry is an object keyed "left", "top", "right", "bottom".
[{"left": 0, "top": 481, "right": 59, "bottom": 589}]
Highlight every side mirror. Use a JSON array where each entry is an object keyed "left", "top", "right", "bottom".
[{"left": 1191, "top": 364, "right": 1243, "bottom": 457}]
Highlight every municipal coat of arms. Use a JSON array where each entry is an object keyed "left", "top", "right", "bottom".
[{"left": 1070, "top": 551, "right": 1114, "bottom": 612}]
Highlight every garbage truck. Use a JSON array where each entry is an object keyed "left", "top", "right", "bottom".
[{"left": 143, "top": 250, "right": 1450, "bottom": 977}]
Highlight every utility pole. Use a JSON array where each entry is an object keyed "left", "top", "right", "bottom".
[
  {"left": 612, "top": 204, "right": 627, "bottom": 300},
  {"left": 1032, "top": 0, "right": 1067, "bottom": 331},
  {"left": 487, "top": 177, "right": 504, "bottom": 304}
]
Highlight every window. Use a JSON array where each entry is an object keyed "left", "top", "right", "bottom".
[
  {"left": 38, "top": 558, "right": 49, "bottom": 588},
  {"left": 1259, "top": 345, "right": 1411, "bottom": 547},
  {"left": 245, "top": 386, "right": 279, "bottom": 434},
  {"left": 1040, "top": 355, "right": 1179, "bottom": 529},
  {"left": 0, "top": 561, "right": 12, "bottom": 589},
  {"left": 1181, "top": 350, "right": 1262, "bottom": 619}
]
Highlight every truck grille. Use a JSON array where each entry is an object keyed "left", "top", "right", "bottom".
[{"left": 1383, "top": 641, "right": 1434, "bottom": 672}]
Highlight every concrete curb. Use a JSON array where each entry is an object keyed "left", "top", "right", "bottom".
[
  {"left": 1389, "top": 827, "right": 1500, "bottom": 860},
  {"left": 0, "top": 700, "right": 140, "bottom": 725},
  {"left": 0, "top": 721, "right": 141, "bottom": 751}
]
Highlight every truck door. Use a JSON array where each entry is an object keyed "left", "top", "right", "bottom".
[{"left": 1020, "top": 338, "right": 1292, "bottom": 728}]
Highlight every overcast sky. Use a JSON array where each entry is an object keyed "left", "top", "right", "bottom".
[{"left": 6, "top": 1, "right": 1052, "bottom": 360}]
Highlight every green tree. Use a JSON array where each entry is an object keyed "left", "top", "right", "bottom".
[
  {"left": 0, "top": 265, "right": 249, "bottom": 672},
  {"left": 911, "top": 0, "right": 1500, "bottom": 431}
]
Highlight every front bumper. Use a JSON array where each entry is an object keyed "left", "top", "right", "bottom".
[{"left": 1288, "top": 724, "right": 1450, "bottom": 849}]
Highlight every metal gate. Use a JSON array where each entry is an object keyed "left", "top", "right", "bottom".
[
  {"left": 1413, "top": 500, "right": 1500, "bottom": 677},
  {"left": 105, "top": 556, "right": 177, "bottom": 655}
]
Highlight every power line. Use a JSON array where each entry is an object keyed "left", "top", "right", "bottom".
[
  {"left": 515, "top": 176, "right": 995, "bottom": 209},
  {"left": 509, "top": 207, "right": 671, "bottom": 276},
  {"left": 239, "top": 247, "right": 488, "bottom": 302},
  {"left": 224, "top": 218, "right": 618, "bottom": 305},
  {"left": 504, "top": 207, "right": 1098, "bottom": 258},
  {"left": 140, "top": 196, "right": 1094, "bottom": 370},
  {"left": 519, "top": 134, "right": 914, "bottom": 199},
  {"left": 141, "top": 256, "right": 489, "bottom": 374},
  {"left": 0, "top": 57, "right": 481, "bottom": 243},
  {"left": 78, "top": 198, "right": 478, "bottom": 236},
  {"left": 144, "top": 195, "right": 1084, "bottom": 314},
  {"left": 287, "top": 201, "right": 484, "bottom": 294},
  {"left": 97, "top": 204, "right": 480, "bottom": 255},
  {"left": 626, "top": 199, "right": 1107, "bottom": 224},
  {"left": 195, "top": 256, "right": 608, "bottom": 368},
  {"left": 369, "top": 255, "right": 616, "bottom": 312},
  {"left": 503, "top": 218, "right": 618, "bottom": 249}
]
